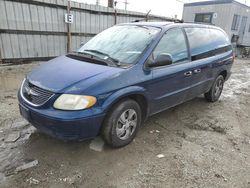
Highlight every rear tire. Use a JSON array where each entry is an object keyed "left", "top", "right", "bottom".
[
  {"left": 205, "top": 75, "right": 224, "bottom": 102},
  {"left": 101, "top": 99, "right": 142, "bottom": 148}
]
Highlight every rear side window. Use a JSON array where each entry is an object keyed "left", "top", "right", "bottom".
[{"left": 185, "top": 28, "right": 231, "bottom": 61}]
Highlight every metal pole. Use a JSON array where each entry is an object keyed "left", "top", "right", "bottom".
[
  {"left": 114, "top": 1, "right": 117, "bottom": 25},
  {"left": 145, "top": 10, "right": 151, "bottom": 22},
  {"left": 67, "top": 0, "right": 71, "bottom": 53},
  {"left": 114, "top": 9, "right": 117, "bottom": 24},
  {"left": 0, "top": 50, "right": 2, "bottom": 64},
  {"left": 124, "top": 0, "right": 128, "bottom": 11}
]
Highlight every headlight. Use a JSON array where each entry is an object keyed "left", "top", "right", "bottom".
[{"left": 53, "top": 94, "right": 97, "bottom": 110}]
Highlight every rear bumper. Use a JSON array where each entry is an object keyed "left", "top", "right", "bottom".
[{"left": 18, "top": 93, "right": 105, "bottom": 140}]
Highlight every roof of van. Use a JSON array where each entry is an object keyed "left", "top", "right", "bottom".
[{"left": 125, "top": 21, "right": 220, "bottom": 29}]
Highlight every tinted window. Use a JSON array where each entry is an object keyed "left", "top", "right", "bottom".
[
  {"left": 152, "top": 28, "right": 188, "bottom": 63},
  {"left": 195, "top": 13, "right": 213, "bottom": 23},
  {"left": 185, "top": 28, "right": 231, "bottom": 61}
]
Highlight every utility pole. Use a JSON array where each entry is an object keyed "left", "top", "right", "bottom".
[
  {"left": 67, "top": 0, "right": 71, "bottom": 53},
  {"left": 108, "top": 0, "right": 117, "bottom": 25},
  {"left": 114, "top": 1, "right": 117, "bottom": 24},
  {"left": 124, "top": 0, "right": 128, "bottom": 11}
]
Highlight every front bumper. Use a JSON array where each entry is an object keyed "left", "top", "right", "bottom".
[{"left": 18, "top": 92, "right": 105, "bottom": 140}]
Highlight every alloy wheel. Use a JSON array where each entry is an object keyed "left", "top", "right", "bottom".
[
  {"left": 214, "top": 79, "right": 223, "bottom": 97},
  {"left": 116, "top": 109, "right": 138, "bottom": 140}
]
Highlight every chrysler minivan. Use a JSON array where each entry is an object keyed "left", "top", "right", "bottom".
[{"left": 18, "top": 22, "right": 234, "bottom": 147}]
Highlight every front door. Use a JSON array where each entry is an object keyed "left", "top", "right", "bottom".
[{"left": 147, "top": 28, "right": 192, "bottom": 115}]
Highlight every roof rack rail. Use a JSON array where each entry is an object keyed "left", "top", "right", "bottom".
[
  {"left": 132, "top": 18, "right": 184, "bottom": 23},
  {"left": 183, "top": 21, "right": 215, "bottom": 25}
]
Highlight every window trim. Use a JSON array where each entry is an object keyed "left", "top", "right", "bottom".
[
  {"left": 194, "top": 13, "right": 213, "bottom": 24},
  {"left": 145, "top": 27, "right": 191, "bottom": 70},
  {"left": 231, "top": 14, "right": 241, "bottom": 31},
  {"left": 184, "top": 27, "right": 232, "bottom": 61}
]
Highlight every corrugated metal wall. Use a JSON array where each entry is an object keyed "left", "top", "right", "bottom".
[
  {"left": 183, "top": 2, "right": 250, "bottom": 46},
  {"left": 0, "top": 0, "right": 170, "bottom": 63}
]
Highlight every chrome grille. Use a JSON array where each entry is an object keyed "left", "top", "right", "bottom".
[{"left": 21, "top": 79, "right": 54, "bottom": 106}]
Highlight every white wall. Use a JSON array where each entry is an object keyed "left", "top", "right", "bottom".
[
  {"left": 183, "top": 2, "right": 250, "bottom": 46},
  {"left": 0, "top": 0, "right": 169, "bottom": 62}
]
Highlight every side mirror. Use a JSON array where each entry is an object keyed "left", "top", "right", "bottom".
[{"left": 147, "top": 54, "right": 173, "bottom": 68}]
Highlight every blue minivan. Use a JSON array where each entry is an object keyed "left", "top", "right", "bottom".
[{"left": 18, "top": 22, "right": 234, "bottom": 147}]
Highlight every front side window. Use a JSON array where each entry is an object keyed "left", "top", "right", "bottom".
[
  {"left": 78, "top": 25, "right": 160, "bottom": 65},
  {"left": 231, "top": 14, "right": 241, "bottom": 31},
  {"left": 194, "top": 13, "right": 213, "bottom": 23},
  {"left": 152, "top": 28, "right": 188, "bottom": 64}
]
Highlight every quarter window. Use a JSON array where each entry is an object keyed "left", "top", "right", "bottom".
[
  {"left": 231, "top": 14, "right": 241, "bottom": 31},
  {"left": 152, "top": 28, "right": 188, "bottom": 64}
]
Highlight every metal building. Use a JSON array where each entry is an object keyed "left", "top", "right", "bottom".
[
  {"left": 183, "top": 0, "right": 250, "bottom": 47},
  {"left": 0, "top": 0, "right": 170, "bottom": 63}
]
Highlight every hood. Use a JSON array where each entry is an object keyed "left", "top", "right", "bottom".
[{"left": 27, "top": 56, "right": 123, "bottom": 93}]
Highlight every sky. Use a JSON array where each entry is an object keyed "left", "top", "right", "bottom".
[{"left": 73, "top": 0, "right": 250, "bottom": 19}]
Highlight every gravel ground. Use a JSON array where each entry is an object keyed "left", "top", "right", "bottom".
[{"left": 0, "top": 59, "right": 250, "bottom": 188}]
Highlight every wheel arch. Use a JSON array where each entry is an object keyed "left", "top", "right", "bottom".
[
  {"left": 102, "top": 86, "right": 150, "bottom": 122},
  {"left": 219, "top": 70, "right": 227, "bottom": 80}
]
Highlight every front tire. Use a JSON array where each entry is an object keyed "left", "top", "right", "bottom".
[
  {"left": 101, "top": 99, "right": 142, "bottom": 148},
  {"left": 205, "top": 75, "right": 224, "bottom": 102}
]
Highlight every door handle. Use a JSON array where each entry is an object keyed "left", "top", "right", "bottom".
[
  {"left": 184, "top": 71, "right": 192, "bottom": 77},
  {"left": 194, "top": 69, "right": 201, "bottom": 74}
]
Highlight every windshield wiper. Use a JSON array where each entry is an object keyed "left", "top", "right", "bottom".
[
  {"left": 84, "top": 49, "right": 121, "bottom": 66},
  {"left": 68, "top": 51, "right": 109, "bottom": 66}
]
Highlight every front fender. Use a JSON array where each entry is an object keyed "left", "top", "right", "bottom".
[{"left": 101, "top": 86, "right": 149, "bottom": 112}]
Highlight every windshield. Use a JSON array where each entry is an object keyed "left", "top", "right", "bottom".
[{"left": 77, "top": 25, "right": 160, "bottom": 65}]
